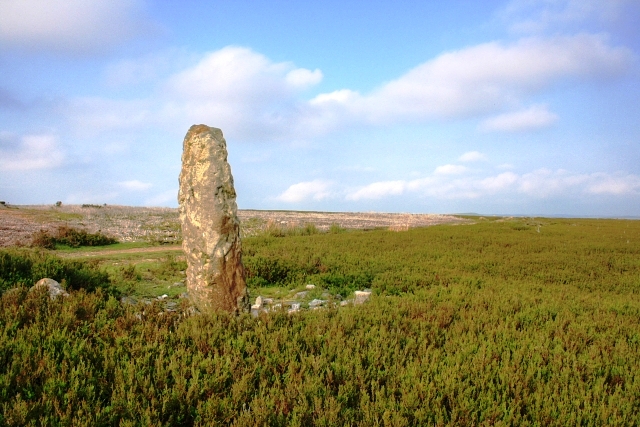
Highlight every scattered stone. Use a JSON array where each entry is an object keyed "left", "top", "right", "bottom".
[
  {"left": 294, "top": 291, "right": 308, "bottom": 299},
  {"left": 340, "top": 300, "right": 350, "bottom": 307},
  {"left": 288, "top": 302, "right": 301, "bottom": 314},
  {"left": 157, "top": 294, "right": 168, "bottom": 300},
  {"left": 308, "top": 299, "right": 326, "bottom": 308},
  {"left": 354, "top": 290, "right": 372, "bottom": 305},
  {"left": 321, "top": 292, "right": 331, "bottom": 299},
  {"left": 178, "top": 124, "right": 249, "bottom": 314},
  {"left": 30, "top": 278, "right": 68, "bottom": 300},
  {"left": 305, "top": 284, "right": 316, "bottom": 290},
  {"left": 263, "top": 298, "right": 274, "bottom": 305},
  {"left": 171, "top": 282, "right": 184, "bottom": 288},
  {"left": 120, "top": 296, "right": 138, "bottom": 305},
  {"left": 252, "top": 295, "right": 263, "bottom": 310}
]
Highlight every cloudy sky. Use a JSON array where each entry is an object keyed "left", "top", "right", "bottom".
[{"left": 1, "top": 0, "right": 639, "bottom": 216}]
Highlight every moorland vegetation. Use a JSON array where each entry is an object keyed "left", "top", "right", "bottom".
[{"left": 1, "top": 217, "right": 639, "bottom": 425}]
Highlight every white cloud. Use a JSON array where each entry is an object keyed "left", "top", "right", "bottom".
[
  {"left": 501, "top": 0, "right": 637, "bottom": 34},
  {"left": 434, "top": 164, "right": 468, "bottom": 175},
  {"left": 66, "top": 34, "right": 632, "bottom": 142},
  {"left": 345, "top": 34, "right": 632, "bottom": 124},
  {"left": 286, "top": 68, "right": 323, "bottom": 88},
  {"left": 276, "top": 180, "right": 333, "bottom": 203},
  {"left": 480, "top": 104, "right": 559, "bottom": 132},
  {"left": 164, "top": 46, "right": 324, "bottom": 140},
  {"left": 344, "top": 169, "right": 640, "bottom": 201},
  {"left": 0, "top": 0, "right": 149, "bottom": 54},
  {"left": 479, "top": 172, "right": 519, "bottom": 192},
  {"left": 144, "top": 189, "right": 177, "bottom": 206},
  {"left": 346, "top": 181, "right": 406, "bottom": 201},
  {"left": 459, "top": 151, "right": 487, "bottom": 162},
  {"left": 587, "top": 174, "right": 640, "bottom": 195},
  {"left": 118, "top": 180, "right": 152, "bottom": 191},
  {"left": 0, "top": 134, "right": 64, "bottom": 171}
]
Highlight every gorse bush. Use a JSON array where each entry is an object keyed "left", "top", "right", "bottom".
[
  {"left": 31, "top": 225, "right": 118, "bottom": 249},
  {"left": 262, "top": 221, "right": 321, "bottom": 238},
  {"left": 242, "top": 218, "right": 640, "bottom": 295},
  {"left": 1, "top": 282, "right": 640, "bottom": 425},
  {"left": 1, "top": 217, "right": 639, "bottom": 425},
  {"left": 0, "top": 249, "right": 113, "bottom": 295}
]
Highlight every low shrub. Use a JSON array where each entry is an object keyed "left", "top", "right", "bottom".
[
  {"left": 31, "top": 225, "right": 118, "bottom": 249},
  {"left": 0, "top": 249, "right": 113, "bottom": 295}
]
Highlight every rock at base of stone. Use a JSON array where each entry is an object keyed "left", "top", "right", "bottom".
[
  {"left": 178, "top": 124, "right": 249, "bottom": 314},
  {"left": 31, "top": 278, "right": 69, "bottom": 300}
]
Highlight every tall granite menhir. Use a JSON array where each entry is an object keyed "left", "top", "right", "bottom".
[{"left": 178, "top": 125, "right": 249, "bottom": 313}]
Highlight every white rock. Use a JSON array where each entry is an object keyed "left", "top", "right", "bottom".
[
  {"left": 305, "top": 284, "right": 316, "bottom": 290},
  {"left": 254, "top": 295, "right": 263, "bottom": 308},
  {"left": 31, "top": 278, "right": 68, "bottom": 300},
  {"left": 354, "top": 290, "right": 372, "bottom": 305},
  {"left": 308, "top": 299, "right": 326, "bottom": 308}
]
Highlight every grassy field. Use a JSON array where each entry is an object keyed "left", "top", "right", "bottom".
[{"left": 1, "top": 216, "right": 639, "bottom": 425}]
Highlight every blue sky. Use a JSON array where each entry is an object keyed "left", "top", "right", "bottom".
[{"left": 1, "top": 0, "right": 639, "bottom": 216}]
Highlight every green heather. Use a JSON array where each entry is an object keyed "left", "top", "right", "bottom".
[{"left": 1, "top": 217, "right": 639, "bottom": 425}]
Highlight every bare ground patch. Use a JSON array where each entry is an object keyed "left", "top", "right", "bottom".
[{"left": 0, "top": 204, "right": 468, "bottom": 247}]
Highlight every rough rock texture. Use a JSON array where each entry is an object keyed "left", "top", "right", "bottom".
[
  {"left": 178, "top": 125, "right": 249, "bottom": 314},
  {"left": 354, "top": 290, "right": 372, "bottom": 305},
  {"left": 31, "top": 278, "right": 69, "bottom": 300}
]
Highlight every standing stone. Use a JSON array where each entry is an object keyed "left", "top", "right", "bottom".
[{"left": 178, "top": 125, "right": 249, "bottom": 314}]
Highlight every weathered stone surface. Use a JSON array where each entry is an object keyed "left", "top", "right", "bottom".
[
  {"left": 178, "top": 125, "right": 249, "bottom": 314},
  {"left": 31, "top": 278, "right": 69, "bottom": 300},
  {"left": 252, "top": 296, "right": 263, "bottom": 310},
  {"left": 354, "top": 290, "right": 372, "bottom": 305},
  {"left": 308, "top": 299, "right": 326, "bottom": 308}
]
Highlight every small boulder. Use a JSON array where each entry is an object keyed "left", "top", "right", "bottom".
[
  {"left": 288, "top": 302, "right": 301, "bottom": 314},
  {"left": 252, "top": 295, "right": 263, "bottom": 310},
  {"left": 308, "top": 299, "right": 326, "bottom": 308},
  {"left": 354, "top": 290, "right": 372, "bottom": 305},
  {"left": 294, "top": 291, "right": 308, "bottom": 299},
  {"left": 305, "top": 284, "right": 316, "bottom": 290},
  {"left": 120, "top": 296, "right": 138, "bottom": 305},
  {"left": 31, "top": 278, "right": 69, "bottom": 300}
]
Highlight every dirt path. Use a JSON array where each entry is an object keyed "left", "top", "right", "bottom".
[{"left": 58, "top": 245, "right": 182, "bottom": 258}]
